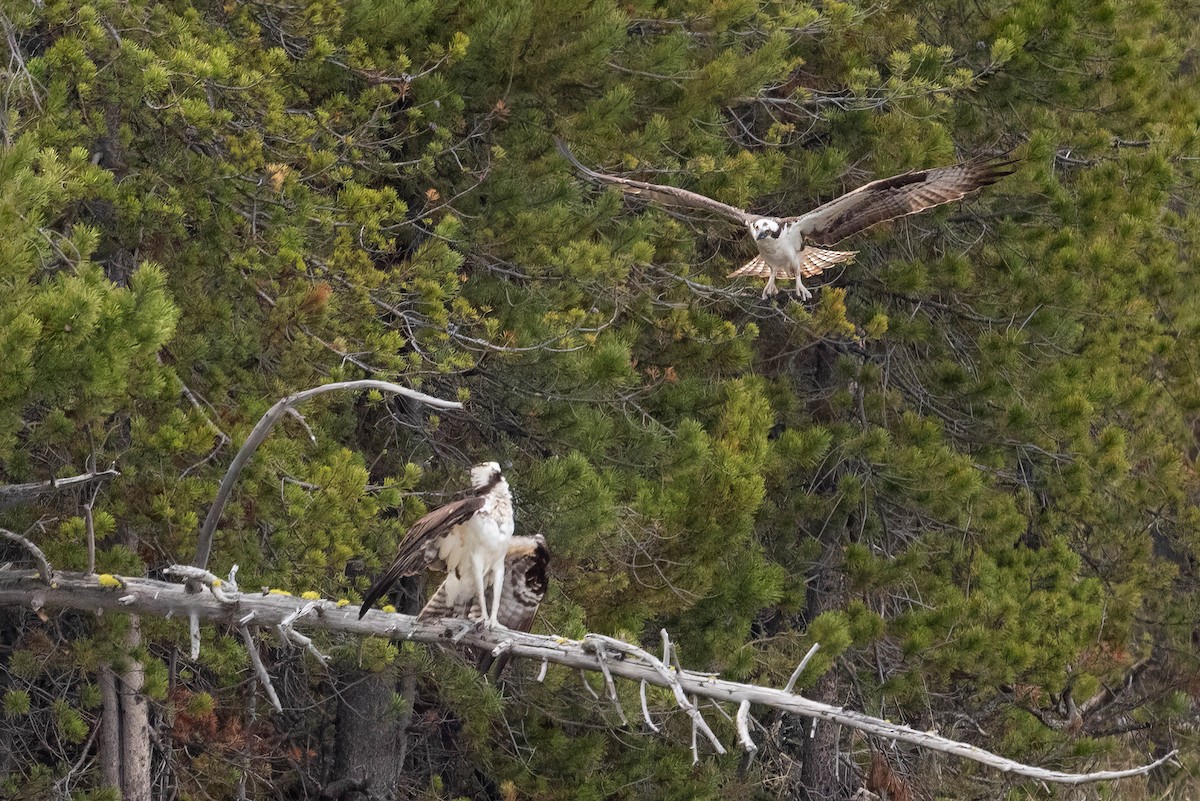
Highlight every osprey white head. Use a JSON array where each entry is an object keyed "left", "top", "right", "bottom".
[
  {"left": 470, "top": 461, "right": 503, "bottom": 490},
  {"left": 748, "top": 217, "right": 782, "bottom": 241}
]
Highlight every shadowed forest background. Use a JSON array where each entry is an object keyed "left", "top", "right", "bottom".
[{"left": 1, "top": 0, "right": 1200, "bottom": 798}]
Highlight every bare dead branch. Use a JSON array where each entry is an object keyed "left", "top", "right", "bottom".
[
  {"left": 0, "top": 11, "right": 43, "bottom": 113},
  {"left": 192, "top": 380, "right": 463, "bottom": 572},
  {"left": 588, "top": 632, "right": 726, "bottom": 756},
  {"left": 277, "top": 601, "right": 329, "bottom": 662},
  {"left": 162, "top": 565, "right": 234, "bottom": 603},
  {"left": 785, "top": 643, "right": 821, "bottom": 693},
  {"left": 0, "top": 528, "right": 51, "bottom": 582},
  {"left": 240, "top": 625, "right": 283, "bottom": 713},
  {"left": 0, "top": 468, "right": 119, "bottom": 510},
  {"left": 580, "top": 669, "right": 600, "bottom": 701},
  {"left": 0, "top": 567, "right": 1178, "bottom": 786},
  {"left": 640, "top": 680, "right": 660, "bottom": 732},
  {"left": 84, "top": 482, "right": 101, "bottom": 575},
  {"left": 736, "top": 701, "right": 758, "bottom": 759},
  {"left": 1078, "top": 657, "right": 1153, "bottom": 718},
  {"left": 593, "top": 643, "right": 629, "bottom": 726},
  {"left": 189, "top": 613, "right": 201, "bottom": 660}
]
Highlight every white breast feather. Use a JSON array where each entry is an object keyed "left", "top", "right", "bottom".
[
  {"left": 435, "top": 486, "right": 514, "bottom": 615},
  {"left": 754, "top": 232, "right": 797, "bottom": 268}
]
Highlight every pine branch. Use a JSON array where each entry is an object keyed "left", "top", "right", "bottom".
[{"left": 0, "top": 566, "right": 1177, "bottom": 787}]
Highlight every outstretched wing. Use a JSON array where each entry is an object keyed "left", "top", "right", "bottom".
[
  {"left": 794, "top": 159, "right": 1017, "bottom": 245},
  {"left": 557, "top": 138, "right": 755, "bottom": 226},
  {"left": 727, "top": 247, "right": 858, "bottom": 281},
  {"left": 358, "top": 495, "right": 486, "bottom": 619}
]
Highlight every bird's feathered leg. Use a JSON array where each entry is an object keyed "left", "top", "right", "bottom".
[
  {"left": 471, "top": 558, "right": 491, "bottom": 629},
  {"left": 488, "top": 559, "right": 505, "bottom": 627}
]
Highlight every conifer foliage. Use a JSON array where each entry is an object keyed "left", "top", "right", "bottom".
[{"left": 1, "top": 0, "right": 1199, "bottom": 798}]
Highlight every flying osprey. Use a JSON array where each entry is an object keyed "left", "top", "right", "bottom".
[
  {"left": 421, "top": 534, "right": 550, "bottom": 676},
  {"left": 557, "top": 139, "right": 1015, "bottom": 299},
  {"left": 358, "top": 462, "right": 515, "bottom": 627}
]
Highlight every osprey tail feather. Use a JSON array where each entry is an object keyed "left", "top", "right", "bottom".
[
  {"left": 728, "top": 247, "right": 857, "bottom": 281},
  {"left": 358, "top": 558, "right": 419, "bottom": 619}
]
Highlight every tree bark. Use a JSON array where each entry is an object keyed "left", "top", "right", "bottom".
[
  {"left": 97, "top": 617, "right": 152, "bottom": 800},
  {"left": 98, "top": 665, "right": 122, "bottom": 791},
  {"left": 118, "top": 616, "right": 152, "bottom": 800},
  {"left": 96, "top": 617, "right": 152, "bottom": 800},
  {"left": 331, "top": 668, "right": 408, "bottom": 797},
  {"left": 329, "top": 575, "right": 422, "bottom": 797},
  {"left": 794, "top": 550, "right": 851, "bottom": 801}
]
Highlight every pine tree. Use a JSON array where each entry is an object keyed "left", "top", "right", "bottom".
[{"left": 1, "top": 0, "right": 1199, "bottom": 798}]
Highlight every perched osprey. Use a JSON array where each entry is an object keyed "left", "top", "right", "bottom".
[
  {"left": 557, "top": 139, "right": 1015, "bottom": 300},
  {"left": 358, "top": 462, "right": 515, "bottom": 627},
  {"left": 421, "top": 534, "right": 550, "bottom": 676}
]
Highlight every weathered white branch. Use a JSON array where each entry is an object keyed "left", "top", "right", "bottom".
[
  {"left": 83, "top": 470, "right": 103, "bottom": 575},
  {"left": 580, "top": 669, "right": 600, "bottom": 701},
  {"left": 277, "top": 601, "right": 329, "bottom": 662},
  {"left": 0, "top": 467, "right": 119, "bottom": 509},
  {"left": 785, "top": 643, "right": 821, "bottom": 693},
  {"left": 690, "top": 708, "right": 699, "bottom": 765},
  {"left": 588, "top": 632, "right": 725, "bottom": 756},
  {"left": 189, "top": 613, "right": 200, "bottom": 660},
  {"left": 640, "top": 681, "right": 660, "bottom": 732},
  {"left": 192, "top": 380, "right": 463, "bottom": 572},
  {"left": 163, "top": 565, "right": 234, "bottom": 603},
  {"left": 0, "top": 567, "right": 1177, "bottom": 786},
  {"left": 593, "top": 643, "right": 629, "bottom": 726},
  {"left": 737, "top": 701, "right": 757, "bottom": 758},
  {"left": 240, "top": 625, "right": 283, "bottom": 713}
]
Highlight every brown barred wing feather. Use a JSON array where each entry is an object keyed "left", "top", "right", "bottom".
[
  {"left": 557, "top": 138, "right": 755, "bottom": 226},
  {"left": 794, "top": 159, "right": 1017, "bottom": 245}
]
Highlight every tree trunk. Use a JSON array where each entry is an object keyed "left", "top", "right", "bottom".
[
  {"left": 98, "top": 665, "right": 122, "bottom": 792},
  {"left": 0, "top": 610, "right": 17, "bottom": 778},
  {"left": 792, "top": 341, "right": 856, "bottom": 800},
  {"left": 328, "top": 576, "right": 422, "bottom": 797},
  {"left": 98, "top": 617, "right": 152, "bottom": 801},
  {"left": 792, "top": 553, "right": 853, "bottom": 801},
  {"left": 331, "top": 667, "right": 409, "bottom": 797}
]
